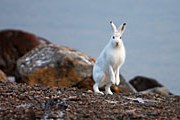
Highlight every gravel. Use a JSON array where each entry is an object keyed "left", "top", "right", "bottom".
[{"left": 0, "top": 82, "right": 179, "bottom": 120}]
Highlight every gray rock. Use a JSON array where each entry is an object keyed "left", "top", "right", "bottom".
[{"left": 129, "top": 76, "right": 172, "bottom": 96}]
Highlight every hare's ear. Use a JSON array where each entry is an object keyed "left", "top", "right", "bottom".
[
  {"left": 110, "top": 21, "right": 117, "bottom": 33},
  {"left": 118, "top": 23, "right": 126, "bottom": 34}
]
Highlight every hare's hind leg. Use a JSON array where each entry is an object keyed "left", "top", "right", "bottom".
[
  {"left": 93, "top": 70, "right": 105, "bottom": 95},
  {"left": 93, "top": 83, "right": 104, "bottom": 95}
]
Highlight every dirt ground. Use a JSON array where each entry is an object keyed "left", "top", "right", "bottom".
[{"left": 0, "top": 82, "right": 179, "bottom": 120}]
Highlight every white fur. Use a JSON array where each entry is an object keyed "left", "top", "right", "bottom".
[{"left": 93, "top": 21, "right": 126, "bottom": 95}]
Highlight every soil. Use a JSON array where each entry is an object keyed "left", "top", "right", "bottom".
[{"left": 0, "top": 82, "right": 179, "bottom": 120}]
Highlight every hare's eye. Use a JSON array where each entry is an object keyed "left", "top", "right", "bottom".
[
  {"left": 112, "top": 36, "right": 115, "bottom": 39},
  {"left": 120, "top": 37, "right": 122, "bottom": 39}
]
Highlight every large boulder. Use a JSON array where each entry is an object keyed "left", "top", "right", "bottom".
[
  {"left": 0, "top": 29, "right": 50, "bottom": 78},
  {"left": 129, "top": 76, "right": 172, "bottom": 96},
  {"left": 0, "top": 69, "right": 8, "bottom": 82},
  {"left": 17, "top": 44, "right": 133, "bottom": 93},
  {"left": 17, "top": 44, "right": 95, "bottom": 88}
]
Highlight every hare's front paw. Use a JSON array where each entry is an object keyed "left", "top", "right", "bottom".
[
  {"left": 105, "top": 83, "right": 113, "bottom": 95},
  {"left": 115, "top": 77, "right": 120, "bottom": 85},
  {"left": 109, "top": 66, "right": 116, "bottom": 84},
  {"left": 112, "top": 78, "right": 116, "bottom": 85},
  {"left": 106, "top": 90, "right": 113, "bottom": 95}
]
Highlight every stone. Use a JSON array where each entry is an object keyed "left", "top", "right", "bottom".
[
  {"left": 140, "top": 87, "right": 172, "bottom": 96},
  {"left": 17, "top": 44, "right": 95, "bottom": 88},
  {"left": 0, "top": 29, "right": 50, "bottom": 78},
  {"left": 0, "top": 69, "right": 8, "bottom": 82},
  {"left": 17, "top": 44, "right": 133, "bottom": 93},
  {"left": 129, "top": 76, "right": 163, "bottom": 91},
  {"left": 129, "top": 76, "right": 172, "bottom": 96},
  {"left": 117, "top": 74, "right": 135, "bottom": 93}
]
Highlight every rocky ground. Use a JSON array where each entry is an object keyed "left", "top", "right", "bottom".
[{"left": 0, "top": 82, "right": 179, "bottom": 120}]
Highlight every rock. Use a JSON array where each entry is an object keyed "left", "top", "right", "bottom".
[
  {"left": 0, "top": 29, "right": 50, "bottom": 78},
  {"left": 140, "top": 87, "right": 172, "bottom": 96},
  {"left": 0, "top": 69, "right": 8, "bottom": 82},
  {"left": 118, "top": 74, "right": 135, "bottom": 93},
  {"left": 129, "top": 76, "right": 172, "bottom": 96},
  {"left": 129, "top": 76, "right": 163, "bottom": 91},
  {"left": 17, "top": 44, "right": 95, "bottom": 88},
  {"left": 17, "top": 44, "right": 133, "bottom": 93}
]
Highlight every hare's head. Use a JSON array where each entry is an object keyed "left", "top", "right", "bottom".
[{"left": 110, "top": 21, "right": 126, "bottom": 47}]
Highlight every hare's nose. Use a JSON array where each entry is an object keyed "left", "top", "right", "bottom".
[{"left": 116, "top": 41, "right": 119, "bottom": 47}]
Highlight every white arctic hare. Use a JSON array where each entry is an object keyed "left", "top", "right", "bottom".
[{"left": 93, "top": 21, "right": 126, "bottom": 95}]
